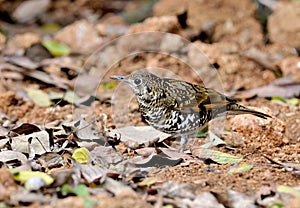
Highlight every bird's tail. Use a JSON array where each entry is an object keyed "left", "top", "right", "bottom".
[{"left": 226, "top": 103, "right": 271, "bottom": 119}]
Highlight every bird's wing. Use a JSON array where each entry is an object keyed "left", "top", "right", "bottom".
[{"left": 162, "top": 79, "right": 235, "bottom": 113}]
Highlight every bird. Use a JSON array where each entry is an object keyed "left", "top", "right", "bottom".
[{"left": 111, "top": 71, "right": 271, "bottom": 151}]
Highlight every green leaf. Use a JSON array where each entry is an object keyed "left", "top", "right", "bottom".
[
  {"left": 84, "top": 198, "right": 98, "bottom": 208},
  {"left": 48, "top": 91, "right": 64, "bottom": 100},
  {"left": 267, "top": 202, "right": 284, "bottom": 208},
  {"left": 277, "top": 185, "right": 300, "bottom": 197},
  {"left": 193, "top": 125, "right": 208, "bottom": 138},
  {"left": 49, "top": 91, "right": 79, "bottom": 104},
  {"left": 61, "top": 184, "right": 89, "bottom": 197},
  {"left": 61, "top": 184, "right": 97, "bottom": 208},
  {"left": 228, "top": 163, "right": 253, "bottom": 174},
  {"left": 271, "top": 96, "right": 299, "bottom": 106},
  {"left": 27, "top": 89, "right": 52, "bottom": 106},
  {"left": 42, "top": 40, "right": 71, "bottom": 56},
  {"left": 271, "top": 96, "right": 287, "bottom": 103},
  {"left": 64, "top": 90, "right": 79, "bottom": 103},
  {"left": 41, "top": 23, "right": 61, "bottom": 33},
  {"left": 192, "top": 147, "right": 242, "bottom": 164},
  {"left": 102, "top": 81, "right": 117, "bottom": 91},
  {"left": 138, "top": 177, "right": 158, "bottom": 187},
  {"left": 72, "top": 184, "right": 90, "bottom": 197},
  {"left": 9, "top": 169, "right": 54, "bottom": 185},
  {"left": 286, "top": 98, "right": 299, "bottom": 106},
  {"left": 72, "top": 147, "right": 90, "bottom": 164}
]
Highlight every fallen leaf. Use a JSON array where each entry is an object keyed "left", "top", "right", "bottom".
[
  {"left": 179, "top": 192, "right": 225, "bottom": 208},
  {"left": 64, "top": 90, "right": 79, "bottom": 103},
  {"left": 11, "top": 130, "right": 51, "bottom": 154},
  {"left": 160, "top": 181, "right": 195, "bottom": 199},
  {"left": 61, "top": 184, "right": 89, "bottom": 197},
  {"left": 0, "top": 150, "right": 27, "bottom": 165},
  {"left": 61, "top": 184, "right": 99, "bottom": 208},
  {"left": 73, "top": 119, "right": 105, "bottom": 143},
  {"left": 102, "top": 81, "right": 117, "bottom": 91},
  {"left": 227, "top": 190, "right": 256, "bottom": 208},
  {"left": 111, "top": 126, "right": 170, "bottom": 149},
  {"left": 228, "top": 163, "right": 253, "bottom": 174},
  {"left": 5, "top": 56, "right": 38, "bottom": 69},
  {"left": 9, "top": 123, "right": 41, "bottom": 136},
  {"left": 49, "top": 168, "right": 81, "bottom": 188},
  {"left": 80, "top": 164, "right": 106, "bottom": 184},
  {"left": 277, "top": 186, "right": 300, "bottom": 197},
  {"left": 38, "top": 152, "right": 65, "bottom": 169},
  {"left": 239, "top": 76, "right": 300, "bottom": 98},
  {"left": 271, "top": 96, "right": 299, "bottom": 106},
  {"left": 27, "top": 89, "right": 52, "bottom": 106},
  {"left": 159, "top": 148, "right": 192, "bottom": 160},
  {"left": 135, "top": 147, "right": 157, "bottom": 157},
  {"left": 48, "top": 91, "right": 64, "bottom": 100},
  {"left": 25, "top": 70, "right": 69, "bottom": 89},
  {"left": 286, "top": 98, "right": 299, "bottom": 106},
  {"left": 134, "top": 153, "right": 182, "bottom": 168},
  {"left": 138, "top": 177, "right": 159, "bottom": 187},
  {"left": 10, "top": 169, "right": 54, "bottom": 185},
  {"left": 41, "top": 23, "right": 61, "bottom": 33},
  {"left": 201, "top": 131, "right": 226, "bottom": 148},
  {"left": 191, "top": 147, "right": 242, "bottom": 164},
  {"left": 13, "top": 192, "right": 50, "bottom": 204},
  {"left": 90, "top": 146, "right": 123, "bottom": 166},
  {"left": 242, "top": 47, "right": 280, "bottom": 73},
  {"left": 42, "top": 40, "right": 71, "bottom": 56},
  {"left": 72, "top": 147, "right": 90, "bottom": 164},
  {"left": 103, "top": 177, "right": 136, "bottom": 196}
]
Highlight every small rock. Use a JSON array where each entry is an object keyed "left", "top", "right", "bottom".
[
  {"left": 187, "top": 42, "right": 211, "bottom": 68},
  {"left": 160, "top": 33, "right": 185, "bottom": 52},
  {"left": 280, "top": 57, "right": 300, "bottom": 83},
  {"left": 153, "top": 0, "right": 186, "bottom": 17},
  {"left": 288, "top": 196, "right": 300, "bottom": 208},
  {"left": 127, "top": 16, "right": 180, "bottom": 34},
  {"left": 117, "top": 32, "right": 163, "bottom": 54},
  {"left": 12, "top": 0, "right": 50, "bottom": 23},
  {"left": 97, "top": 24, "right": 128, "bottom": 37},
  {"left": 96, "top": 13, "right": 128, "bottom": 36},
  {"left": 0, "top": 32, "right": 6, "bottom": 47},
  {"left": 268, "top": 2, "right": 300, "bottom": 47},
  {"left": 99, "top": 45, "right": 122, "bottom": 66},
  {"left": 99, "top": 13, "right": 127, "bottom": 25},
  {"left": 54, "top": 19, "right": 103, "bottom": 54},
  {"left": 6, "top": 32, "right": 41, "bottom": 55},
  {"left": 14, "top": 32, "right": 41, "bottom": 48},
  {"left": 230, "top": 107, "right": 285, "bottom": 147}
]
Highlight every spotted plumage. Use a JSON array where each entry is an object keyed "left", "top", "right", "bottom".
[{"left": 111, "top": 71, "right": 270, "bottom": 151}]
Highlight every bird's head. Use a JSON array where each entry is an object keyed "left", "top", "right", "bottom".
[{"left": 111, "top": 71, "right": 163, "bottom": 102}]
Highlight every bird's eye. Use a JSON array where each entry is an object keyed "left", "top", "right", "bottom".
[{"left": 134, "top": 78, "right": 142, "bottom": 85}]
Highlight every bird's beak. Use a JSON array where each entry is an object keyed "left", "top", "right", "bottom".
[
  {"left": 111, "top": 75, "right": 132, "bottom": 85},
  {"left": 110, "top": 75, "right": 126, "bottom": 81}
]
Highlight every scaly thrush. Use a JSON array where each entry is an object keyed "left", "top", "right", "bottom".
[{"left": 111, "top": 71, "right": 270, "bottom": 151}]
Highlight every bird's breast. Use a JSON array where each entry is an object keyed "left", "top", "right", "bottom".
[{"left": 141, "top": 106, "right": 204, "bottom": 134}]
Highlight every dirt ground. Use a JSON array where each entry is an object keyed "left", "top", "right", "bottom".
[{"left": 0, "top": 0, "right": 299, "bottom": 207}]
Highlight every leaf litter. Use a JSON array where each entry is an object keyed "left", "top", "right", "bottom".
[{"left": 0, "top": 1, "right": 299, "bottom": 207}]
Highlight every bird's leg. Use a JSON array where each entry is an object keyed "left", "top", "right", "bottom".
[{"left": 179, "top": 134, "right": 188, "bottom": 152}]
